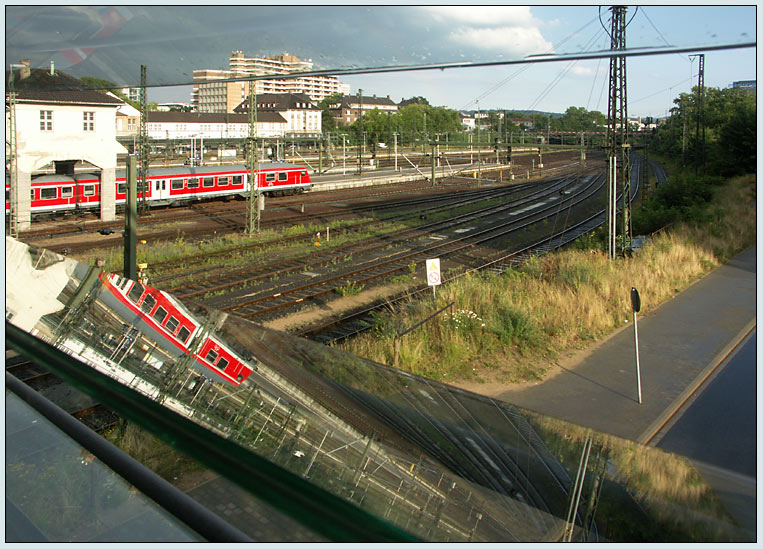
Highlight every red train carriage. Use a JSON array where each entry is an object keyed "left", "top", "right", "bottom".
[
  {"left": 104, "top": 273, "right": 254, "bottom": 386},
  {"left": 6, "top": 161, "right": 312, "bottom": 216}
]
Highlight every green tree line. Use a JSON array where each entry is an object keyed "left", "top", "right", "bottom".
[{"left": 648, "top": 85, "right": 756, "bottom": 177}]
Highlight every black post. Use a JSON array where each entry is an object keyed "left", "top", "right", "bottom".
[{"left": 124, "top": 155, "right": 138, "bottom": 281}]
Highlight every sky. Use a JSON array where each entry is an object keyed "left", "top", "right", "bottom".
[{"left": 5, "top": 4, "right": 757, "bottom": 118}]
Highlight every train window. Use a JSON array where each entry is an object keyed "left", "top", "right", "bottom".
[
  {"left": 117, "top": 276, "right": 130, "bottom": 290},
  {"left": 187, "top": 178, "right": 199, "bottom": 189},
  {"left": 61, "top": 186, "right": 73, "bottom": 199},
  {"left": 205, "top": 348, "right": 219, "bottom": 363},
  {"left": 217, "top": 357, "right": 229, "bottom": 371},
  {"left": 232, "top": 175, "right": 242, "bottom": 186},
  {"left": 40, "top": 188, "right": 57, "bottom": 200},
  {"left": 165, "top": 316, "right": 179, "bottom": 333},
  {"left": 171, "top": 179, "right": 184, "bottom": 190},
  {"left": 278, "top": 172, "right": 288, "bottom": 181},
  {"left": 30, "top": 189, "right": 35, "bottom": 200},
  {"left": 117, "top": 183, "right": 126, "bottom": 195},
  {"left": 203, "top": 177, "right": 214, "bottom": 187},
  {"left": 177, "top": 326, "right": 191, "bottom": 344},
  {"left": 218, "top": 176, "right": 230, "bottom": 186},
  {"left": 140, "top": 293, "right": 156, "bottom": 313},
  {"left": 153, "top": 306, "right": 168, "bottom": 324},
  {"left": 155, "top": 181, "right": 161, "bottom": 191},
  {"left": 302, "top": 171, "right": 307, "bottom": 177},
  {"left": 127, "top": 282, "right": 144, "bottom": 304},
  {"left": 83, "top": 185, "right": 95, "bottom": 196},
  {"left": 265, "top": 173, "right": 276, "bottom": 183}
]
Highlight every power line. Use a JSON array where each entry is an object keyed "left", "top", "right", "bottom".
[
  {"left": 459, "top": 15, "right": 600, "bottom": 111},
  {"left": 526, "top": 27, "right": 607, "bottom": 111}
]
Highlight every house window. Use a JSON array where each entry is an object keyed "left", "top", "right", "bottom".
[
  {"left": 40, "top": 111, "right": 52, "bottom": 131},
  {"left": 83, "top": 111, "right": 95, "bottom": 131},
  {"left": 128, "top": 119, "right": 137, "bottom": 131}
]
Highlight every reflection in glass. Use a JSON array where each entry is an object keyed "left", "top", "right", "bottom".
[
  {"left": 5, "top": 390, "right": 201, "bottom": 542},
  {"left": 5, "top": 237, "right": 751, "bottom": 542}
]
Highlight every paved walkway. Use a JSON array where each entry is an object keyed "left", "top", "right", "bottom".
[{"left": 495, "top": 246, "right": 756, "bottom": 444}]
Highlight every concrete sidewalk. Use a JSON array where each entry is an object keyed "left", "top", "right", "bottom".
[{"left": 496, "top": 246, "right": 756, "bottom": 443}]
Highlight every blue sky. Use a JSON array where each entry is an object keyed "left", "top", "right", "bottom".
[{"left": 6, "top": 5, "right": 757, "bottom": 118}]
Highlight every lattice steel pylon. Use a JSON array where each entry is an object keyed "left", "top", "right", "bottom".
[
  {"left": 692, "top": 53, "right": 706, "bottom": 174},
  {"left": 604, "top": 6, "right": 632, "bottom": 258},
  {"left": 246, "top": 82, "right": 260, "bottom": 234},
  {"left": 7, "top": 72, "right": 19, "bottom": 238},
  {"left": 139, "top": 65, "right": 150, "bottom": 215}
]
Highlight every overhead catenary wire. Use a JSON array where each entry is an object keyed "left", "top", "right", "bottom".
[
  {"left": 526, "top": 26, "right": 608, "bottom": 112},
  {"left": 459, "top": 15, "right": 601, "bottom": 111}
]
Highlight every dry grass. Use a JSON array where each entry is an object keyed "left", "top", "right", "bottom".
[{"left": 337, "top": 175, "right": 756, "bottom": 383}]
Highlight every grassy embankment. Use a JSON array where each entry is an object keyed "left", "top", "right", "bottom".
[{"left": 336, "top": 173, "right": 755, "bottom": 383}]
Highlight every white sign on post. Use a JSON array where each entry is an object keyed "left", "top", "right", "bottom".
[{"left": 426, "top": 259, "right": 441, "bottom": 286}]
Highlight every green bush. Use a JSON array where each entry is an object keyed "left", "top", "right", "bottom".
[{"left": 491, "top": 306, "right": 539, "bottom": 347}]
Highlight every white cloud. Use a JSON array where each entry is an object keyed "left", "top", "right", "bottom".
[
  {"left": 422, "top": 6, "right": 536, "bottom": 27},
  {"left": 449, "top": 26, "right": 553, "bottom": 56},
  {"left": 418, "top": 6, "right": 553, "bottom": 56},
  {"left": 570, "top": 64, "right": 595, "bottom": 76}
]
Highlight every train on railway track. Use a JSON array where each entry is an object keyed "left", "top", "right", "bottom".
[
  {"left": 5, "top": 162, "right": 312, "bottom": 216},
  {"left": 103, "top": 273, "right": 256, "bottom": 386}
]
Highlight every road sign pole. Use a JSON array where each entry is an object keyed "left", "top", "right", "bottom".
[
  {"left": 634, "top": 310, "right": 642, "bottom": 404},
  {"left": 631, "top": 287, "right": 642, "bottom": 404}
]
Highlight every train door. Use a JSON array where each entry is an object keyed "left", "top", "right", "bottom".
[{"left": 153, "top": 179, "right": 170, "bottom": 201}]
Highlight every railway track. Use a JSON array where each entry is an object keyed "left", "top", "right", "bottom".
[
  {"left": 299, "top": 158, "right": 643, "bottom": 344},
  {"left": 152, "top": 177, "right": 562, "bottom": 290},
  {"left": 18, "top": 151, "right": 579, "bottom": 255},
  {"left": 205, "top": 166, "right": 605, "bottom": 321}
]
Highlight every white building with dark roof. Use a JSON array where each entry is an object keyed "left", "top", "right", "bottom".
[
  {"left": 328, "top": 94, "right": 398, "bottom": 124},
  {"left": 6, "top": 60, "right": 126, "bottom": 227},
  {"left": 146, "top": 111, "right": 287, "bottom": 140},
  {"left": 233, "top": 93, "right": 321, "bottom": 137}
]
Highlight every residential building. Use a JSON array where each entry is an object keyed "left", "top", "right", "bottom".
[
  {"left": 509, "top": 118, "right": 534, "bottom": 130},
  {"left": 328, "top": 94, "right": 398, "bottom": 125},
  {"left": 193, "top": 52, "right": 349, "bottom": 113},
  {"left": 233, "top": 93, "right": 321, "bottom": 137},
  {"left": 112, "top": 93, "right": 140, "bottom": 137},
  {"left": 460, "top": 113, "right": 475, "bottom": 131},
  {"left": 6, "top": 60, "right": 126, "bottom": 227},
  {"left": 146, "top": 111, "right": 287, "bottom": 140}
]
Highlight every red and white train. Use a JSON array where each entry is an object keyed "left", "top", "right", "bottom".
[
  {"left": 6, "top": 162, "right": 312, "bottom": 216},
  {"left": 104, "top": 273, "right": 255, "bottom": 386}
]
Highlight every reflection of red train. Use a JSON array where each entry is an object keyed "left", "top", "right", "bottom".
[
  {"left": 104, "top": 273, "right": 254, "bottom": 386},
  {"left": 6, "top": 162, "right": 312, "bottom": 215}
]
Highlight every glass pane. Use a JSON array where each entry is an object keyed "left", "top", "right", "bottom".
[
  {"left": 5, "top": 390, "right": 202, "bottom": 542},
  {"left": 4, "top": 238, "right": 753, "bottom": 543}
]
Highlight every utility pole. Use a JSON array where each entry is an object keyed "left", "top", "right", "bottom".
[
  {"left": 138, "top": 65, "right": 149, "bottom": 215},
  {"left": 690, "top": 54, "right": 706, "bottom": 174},
  {"left": 7, "top": 64, "right": 21, "bottom": 238},
  {"left": 476, "top": 100, "right": 481, "bottom": 185},
  {"left": 605, "top": 5, "right": 631, "bottom": 258},
  {"left": 246, "top": 83, "right": 260, "bottom": 234},
  {"left": 123, "top": 155, "right": 138, "bottom": 281},
  {"left": 357, "top": 89, "right": 363, "bottom": 176}
]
